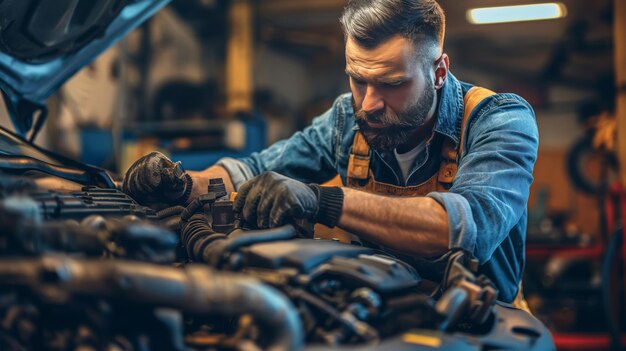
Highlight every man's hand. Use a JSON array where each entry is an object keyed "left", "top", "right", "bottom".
[
  {"left": 234, "top": 171, "right": 319, "bottom": 228},
  {"left": 122, "top": 151, "right": 193, "bottom": 207}
]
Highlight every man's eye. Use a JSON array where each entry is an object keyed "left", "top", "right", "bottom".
[
  {"left": 351, "top": 77, "right": 365, "bottom": 85},
  {"left": 384, "top": 81, "right": 404, "bottom": 88}
]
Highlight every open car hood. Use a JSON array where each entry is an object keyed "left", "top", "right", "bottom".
[
  {"left": 0, "top": 122, "right": 116, "bottom": 188},
  {"left": 0, "top": 0, "right": 171, "bottom": 137}
]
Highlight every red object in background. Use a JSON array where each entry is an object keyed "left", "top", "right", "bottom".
[
  {"left": 526, "top": 181, "right": 626, "bottom": 350},
  {"left": 553, "top": 333, "right": 626, "bottom": 350}
]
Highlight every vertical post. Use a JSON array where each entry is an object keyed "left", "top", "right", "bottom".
[
  {"left": 616, "top": 0, "right": 626, "bottom": 185},
  {"left": 226, "top": 0, "right": 254, "bottom": 114}
]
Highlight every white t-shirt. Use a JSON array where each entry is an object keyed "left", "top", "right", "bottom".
[{"left": 394, "top": 140, "right": 428, "bottom": 183}]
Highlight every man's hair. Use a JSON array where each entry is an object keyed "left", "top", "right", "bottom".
[{"left": 339, "top": 0, "right": 445, "bottom": 56}]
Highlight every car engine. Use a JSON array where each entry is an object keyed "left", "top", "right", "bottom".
[{"left": 0, "top": 172, "right": 554, "bottom": 351}]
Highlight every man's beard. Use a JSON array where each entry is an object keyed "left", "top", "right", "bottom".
[{"left": 354, "top": 85, "right": 436, "bottom": 152}]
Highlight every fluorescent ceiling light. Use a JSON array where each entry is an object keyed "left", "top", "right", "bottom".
[{"left": 467, "top": 3, "right": 567, "bottom": 25}]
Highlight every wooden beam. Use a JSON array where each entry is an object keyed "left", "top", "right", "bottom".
[
  {"left": 616, "top": 0, "right": 626, "bottom": 185},
  {"left": 226, "top": 0, "right": 253, "bottom": 114}
]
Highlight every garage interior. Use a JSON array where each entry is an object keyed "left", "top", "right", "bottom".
[{"left": 0, "top": 0, "right": 625, "bottom": 350}]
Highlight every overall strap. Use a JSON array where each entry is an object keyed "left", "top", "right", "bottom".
[
  {"left": 460, "top": 86, "right": 496, "bottom": 158},
  {"left": 347, "top": 131, "right": 371, "bottom": 181},
  {"left": 437, "top": 86, "right": 496, "bottom": 187}
]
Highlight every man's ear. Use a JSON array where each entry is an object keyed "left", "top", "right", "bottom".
[{"left": 434, "top": 53, "right": 449, "bottom": 89}]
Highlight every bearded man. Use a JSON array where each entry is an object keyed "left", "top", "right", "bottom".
[{"left": 123, "top": 0, "right": 538, "bottom": 304}]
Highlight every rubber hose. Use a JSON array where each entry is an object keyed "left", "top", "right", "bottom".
[
  {"left": 180, "top": 198, "right": 205, "bottom": 222},
  {"left": 156, "top": 206, "right": 185, "bottom": 219},
  {"left": 200, "top": 226, "right": 296, "bottom": 267},
  {"left": 180, "top": 214, "right": 227, "bottom": 261},
  {"left": 180, "top": 215, "right": 296, "bottom": 267}
]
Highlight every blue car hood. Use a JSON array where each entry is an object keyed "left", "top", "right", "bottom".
[{"left": 0, "top": 0, "right": 171, "bottom": 137}]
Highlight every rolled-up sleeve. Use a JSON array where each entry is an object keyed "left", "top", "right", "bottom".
[
  {"left": 427, "top": 95, "right": 538, "bottom": 263},
  {"left": 217, "top": 96, "right": 344, "bottom": 190}
]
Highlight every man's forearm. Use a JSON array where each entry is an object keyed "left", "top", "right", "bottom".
[
  {"left": 338, "top": 187, "right": 450, "bottom": 258},
  {"left": 187, "top": 165, "right": 235, "bottom": 202}
]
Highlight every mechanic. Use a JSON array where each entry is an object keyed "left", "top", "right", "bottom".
[{"left": 123, "top": 0, "right": 538, "bottom": 305}]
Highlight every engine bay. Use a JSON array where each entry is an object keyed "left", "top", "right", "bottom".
[{"left": 0, "top": 172, "right": 554, "bottom": 350}]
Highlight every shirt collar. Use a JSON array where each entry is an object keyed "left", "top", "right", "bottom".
[{"left": 433, "top": 71, "right": 464, "bottom": 145}]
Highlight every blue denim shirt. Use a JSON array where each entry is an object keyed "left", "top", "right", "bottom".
[{"left": 218, "top": 72, "right": 538, "bottom": 302}]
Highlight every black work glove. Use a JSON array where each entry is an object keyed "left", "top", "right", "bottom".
[
  {"left": 233, "top": 171, "right": 343, "bottom": 229},
  {"left": 122, "top": 151, "right": 193, "bottom": 207}
]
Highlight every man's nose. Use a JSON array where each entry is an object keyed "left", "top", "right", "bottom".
[{"left": 362, "top": 85, "right": 384, "bottom": 113}]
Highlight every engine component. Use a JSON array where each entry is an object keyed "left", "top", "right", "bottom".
[
  {"left": 0, "top": 256, "right": 303, "bottom": 351},
  {"left": 29, "top": 187, "right": 157, "bottom": 221},
  {"left": 179, "top": 218, "right": 438, "bottom": 344},
  {"left": 437, "top": 251, "right": 499, "bottom": 326},
  {"left": 0, "top": 194, "right": 176, "bottom": 262},
  {"left": 0, "top": 188, "right": 178, "bottom": 262},
  {"left": 0, "top": 172, "right": 36, "bottom": 196},
  {"left": 0, "top": 174, "right": 555, "bottom": 350}
]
